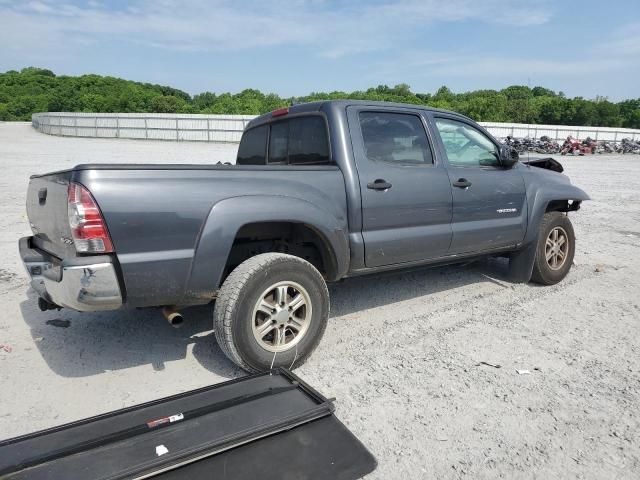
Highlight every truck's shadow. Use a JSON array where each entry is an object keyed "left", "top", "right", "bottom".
[
  {"left": 18, "top": 293, "right": 242, "bottom": 379},
  {"left": 18, "top": 258, "right": 510, "bottom": 379}
]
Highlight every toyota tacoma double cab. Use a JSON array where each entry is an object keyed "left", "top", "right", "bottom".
[{"left": 20, "top": 101, "right": 589, "bottom": 372}]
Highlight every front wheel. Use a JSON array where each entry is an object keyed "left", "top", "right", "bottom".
[
  {"left": 213, "top": 253, "right": 329, "bottom": 372},
  {"left": 531, "top": 212, "right": 575, "bottom": 285}
]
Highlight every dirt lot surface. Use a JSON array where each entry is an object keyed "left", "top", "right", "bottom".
[{"left": 1, "top": 123, "right": 639, "bottom": 479}]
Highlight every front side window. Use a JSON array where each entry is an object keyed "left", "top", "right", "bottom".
[
  {"left": 435, "top": 118, "right": 499, "bottom": 167},
  {"left": 359, "top": 111, "right": 433, "bottom": 165}
]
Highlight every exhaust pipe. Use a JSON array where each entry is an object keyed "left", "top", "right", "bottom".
[{"left": 162, "top": 306, "right": 184, "bottom": 328}]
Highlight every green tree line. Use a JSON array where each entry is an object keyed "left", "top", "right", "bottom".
[{"left": 1, "top": 67, "right": 639, "bottom": 128}]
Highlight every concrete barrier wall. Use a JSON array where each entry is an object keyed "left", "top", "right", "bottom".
[
  {"left": 32, "top": 112, "right": 640, "bottom": 143},
  {"left": 32, "top": 112, "right": 255, "bottom": 143}
]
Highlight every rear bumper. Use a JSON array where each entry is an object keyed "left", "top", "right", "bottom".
[{"left": 19, "top": 236, "right": 123, "bottom": 312}]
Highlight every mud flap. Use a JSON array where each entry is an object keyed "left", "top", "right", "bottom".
[
  {"left": 508, "top": 240, "right": 537, "bottom": 283},
  {"left": 0, "top": 369, "right": 376, "bottom": 480}
]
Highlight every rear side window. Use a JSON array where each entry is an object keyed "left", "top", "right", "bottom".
[
  {"left": 359, "top": 111, "right": 433, "bottom": 165},
  {"left": 237, "top": 125, "right": 267, "bottom": 165},
  {"left": 237, "top": 115, "right": 331, "bottom": 166}
]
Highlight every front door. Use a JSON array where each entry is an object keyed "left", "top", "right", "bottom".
[
  {"left": 430, "top": 115, "right": 527, "bottom": 254},
  {"left": 347, "top": 106, "right": 453, "bottom": 267}
]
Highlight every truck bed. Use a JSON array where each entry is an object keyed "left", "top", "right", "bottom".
[{"left": 25, "top": 163, "right": 348, "bottom": 307}]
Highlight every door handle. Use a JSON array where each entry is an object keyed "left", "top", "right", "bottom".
[
  {"left": 367, "top": 179, "right": 392, "bottom": 190},
  {"left": 453, "top": 178, "right": 472, "bottom": 188}
]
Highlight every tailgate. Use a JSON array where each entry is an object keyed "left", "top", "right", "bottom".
[{"left": 26, "top": 171, "right": 76, "bottom": 259}]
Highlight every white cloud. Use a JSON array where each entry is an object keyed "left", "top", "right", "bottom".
[
  {"left": 599, "top": 22, "right": 640, "bottom": 58},
  {"left": 427, "top": 56, "right": 624, "bottom": 78},
  {"left": 0, "top": 0, "right": 553, "bottom": 60},
  {"left": 24, "top": 1, "right": 54, "bottom": 14},
  {"left": 366, "top": 18, "right": 639, "bottom": 87}
]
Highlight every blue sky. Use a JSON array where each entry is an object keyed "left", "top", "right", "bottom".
[{"left": 1, "top": 0, "right": 639, "bottom": 99}]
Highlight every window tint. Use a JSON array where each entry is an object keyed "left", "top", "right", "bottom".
[
  {"left": 359, "top": 112, "right": 433, "bottom": 165},
  {"left": 268, "top": 121, "right": 289, "bottom": 164},
  {"left": 289, "top": 116, "right": 330, "bottom": 165},
  {"left": 238, "top": 115, "right": 331, "bottom": 166},
  {"left": 236, "top": 125, "right": 267, "bottom": 165},
  {"left": 435, "top": 118, "right": 499, "bottom": 167}
]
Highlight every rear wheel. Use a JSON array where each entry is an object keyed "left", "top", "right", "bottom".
[
  {"left": 214, "top": 253, "right": 329, "bottom": 372},
  {"left": 531, "top": 212, "right": 575, "bottom": 285}
]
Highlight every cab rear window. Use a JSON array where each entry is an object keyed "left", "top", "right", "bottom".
[
  {"left": 268, "top": 121, "right": 289, "bottom": 164},
  {"left": 236, "top": 115, "right": 331, "bottom": 166}
]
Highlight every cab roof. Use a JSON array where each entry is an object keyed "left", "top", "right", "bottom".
[{"left": 246, "top": 100, "right": 470, "bottom": 129}]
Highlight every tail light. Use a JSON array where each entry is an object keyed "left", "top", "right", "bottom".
[{"left": 67, "top": 183, "right": 114, "bottom": 253}]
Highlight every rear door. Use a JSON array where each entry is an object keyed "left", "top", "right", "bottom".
[
  {"left": 429, "top": 114, "right": 527, "bottom": 254},
  {"left": 347, "top": 106, "right": 453, "bottom": 267}
]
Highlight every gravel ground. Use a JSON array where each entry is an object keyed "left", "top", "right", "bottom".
[{"left": 1, "top": 123, "right": 639, "bottom": 479}]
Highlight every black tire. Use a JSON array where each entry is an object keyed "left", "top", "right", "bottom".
[
  {"left": 213, "top": 253, "right": 329, "bottom": 372},
  {"left": 531, "top": 212, "right": 575, "bottom": 285}
]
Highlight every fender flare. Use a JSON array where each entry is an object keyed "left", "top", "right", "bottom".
[
  {"left": 182, "top": 195, "right": 349, "bottom": 303},
  {"left": 510, "top": 183, "right": 590, "bottom": 283}
]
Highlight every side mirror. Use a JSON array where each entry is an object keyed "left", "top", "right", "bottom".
[{"left": 499, "top": 144, "right": 519, "bottom": 168}]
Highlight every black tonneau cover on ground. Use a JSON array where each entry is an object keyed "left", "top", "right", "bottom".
[{"left": 0, "top": 369, "right": 376, "bottom": 480}]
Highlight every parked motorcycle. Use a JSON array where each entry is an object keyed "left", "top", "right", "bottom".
[
  {"left": 596, "top": 141, "right": 616, "bottom": 154},
  {"left": 536, "top": 136, "right": 560, "bottom": 154},
  {"left": 561, "top": 136, "right": 595, "bottom": 155},
  {"left": 582, "top": 137, "right": 598, "bottom": 154},
  {"left": 621, "top": 137, "right": 640, "bottom": 154}
]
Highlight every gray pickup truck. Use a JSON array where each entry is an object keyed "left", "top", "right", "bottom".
[{"left": 20, "top": 100, "right": 589, "bottom": 371}]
